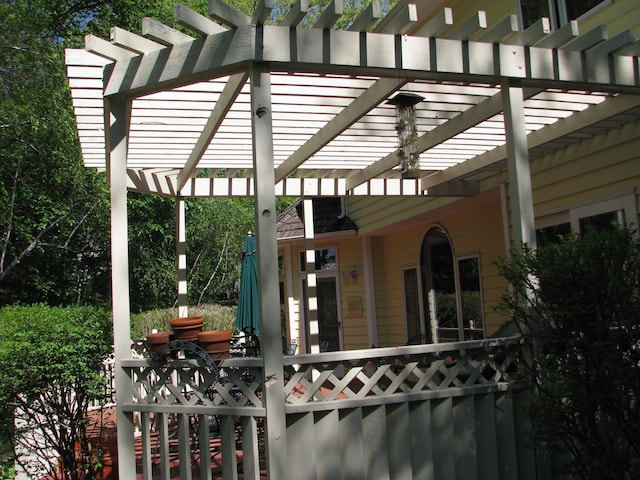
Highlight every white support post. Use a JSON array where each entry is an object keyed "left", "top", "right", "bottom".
[
  {"left": 303, "top": 198, "right": 320, "bottom": 353},
  {"left": 106, "top": 96, "right": 137, "bottom": 478},
  {"left": 176, "top": 197, "right": 188, "bottom": 317},
  {"left": 282, "top": 244, "right": 298, "bottom": 347},
  {"left": 250, "top": 62, "right": 288, "bottom": 479},
  {"left": 502, "top": 83, "right": 537, "bottom": 250},
  {"left": 362, "top": 236, "right": 378, "bottom": 347}
]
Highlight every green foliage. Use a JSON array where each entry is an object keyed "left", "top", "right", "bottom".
[
  {"left": 0, "top": 460, "right": 14, "bottom": 480},
  {"left": 1, "top": 0, "right": 112, "bottom": 307},
  {"left": 185, "top": 197, "right": 255, "bottom": 306},
  {"left": 497, "top": 225, "right": 640, "bottom": 479},
  {"left": 0, "top": 305, "right": 112, "bottom": 479},
  {"left": 131, "top": 304, "right": 236, "bottom": 338}
]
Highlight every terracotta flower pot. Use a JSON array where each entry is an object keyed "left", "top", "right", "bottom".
[
  {"left": 197, "top": 330, "right": 232, "bottom": 360},
  {"left": 146, "top": 331, "right": 170, "bottom": 356},
  {"left": 170, "top": 316, "right": 204, "bottom": 341}
]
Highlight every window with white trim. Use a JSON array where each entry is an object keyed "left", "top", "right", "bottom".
[
  {"left": 519, "top": 0, "right": 610, "bottom": 29},
  {"left": 402, "top": 266, "right": 424, "bottom": 343},
  {"left": 419, "top": 227, "right": 485, "bottom": 343},
  {"left": 536, "top": 191, "right": 639, "bottom": 246},
  {"left": 299, "top": 247, "right": 337, "bottom": 272}
]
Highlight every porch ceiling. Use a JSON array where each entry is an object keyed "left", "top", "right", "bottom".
[{"left": 65, "top": 0, "right": 640, "bottom": 198}]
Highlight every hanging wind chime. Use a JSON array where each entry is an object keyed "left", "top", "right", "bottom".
[{"left": 387, "top": 92, "right": 424, "bottom": 178}]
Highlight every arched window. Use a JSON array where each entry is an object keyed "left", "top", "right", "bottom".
[{"left": 421, "top": 226, "right": 484, "bottom": 342}]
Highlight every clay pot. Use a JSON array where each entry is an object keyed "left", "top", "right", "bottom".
[
  {"left": 197, "top": 330, "right": 232, "bottom": 360},
  {"left": 146, "top": 331, "right": 170, "bottom": 356},
  {"left": 170, "top": 316, "right": 204, "bottom": 341}
]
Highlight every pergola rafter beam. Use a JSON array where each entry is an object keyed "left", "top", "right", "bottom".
[
  {"left": 447, "top": 11, "right": 486, "bottom": 40},
  {"left": 85, "top": 34, "right": 137, "bottom": 61},
  {"left": 252, "top": 0, "right": 274, "bottom": 25},
  {"left": 378, "top": 3, "right": 417, "bottom": 35},
  {"left": 141, "top": 17, "right": 195, "bottom": 46},
  {"left": 102, "top": 24, "right": 640, "bottom": 99},
  {"left": 274, "top": 77, "right": 408, "bottom": 183},
  {"left": 588, "top": 29, "right": 636, "bottom": 56},
  {"left": 476, "top": 15, "right": 519, "bottom": 43},
  {"left": 422, "top": 93, "right": 640, "bottom": 190},
  {"left": 534, "top": 20, "right": 578, "bottom": 48},
  {"left": 347, "top": 0, "right": 381, "bottom": 32},
  {"left": 176, "top": 4, "right": 228, "bottom": 36},
  {"left": 281, "top": 0, "right": 309, "bottom": 27},
  {"left": 346, "top": 88, "right": 540, "bottom": 191},
  {"left": 618, "top": 40, "right": 640, "bottom": 56},
  {"left": 414, "top": 7, "right": 453, "bottom": 37},
  {"left": 177, "top": 72, "right": 249, "bottom": 190},
  {"left": 507, "top": 17, "right": 551, "bottom": 46},
  {"left": 562, "top": 25, "right": 607, "bottom": 51},
  {"left": 314, "top": 0, "right": 343, "bottom": 30},
  {"left": 208, "top": 0, "right": 252, "bottom": 28},
  {"left": 110, "top": 27, "right": 165, "bottom": 54}
]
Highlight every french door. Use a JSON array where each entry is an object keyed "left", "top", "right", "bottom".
[{"left": 302, "top": 276, "right": 341, "bottom": 352}]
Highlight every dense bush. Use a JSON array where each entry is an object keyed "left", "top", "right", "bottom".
[
  {"left": 130, "top": 304, "right": 236, "bottom": 339},
  {"left": 0, "top": 305, "right": 112, "bottom": 480},
  {"left": 497, "top": 225, "right": 640, "bottom": 479}
]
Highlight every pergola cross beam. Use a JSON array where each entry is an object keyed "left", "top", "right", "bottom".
[
  {"left": 176, "top": 72, "right": 249, "bottom": 190},
  {"left": 275, "top": 77, "right": 408, "bottom": 183}
]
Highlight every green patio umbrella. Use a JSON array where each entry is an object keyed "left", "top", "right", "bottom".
[{"left": 235, "top": 232, "right": 260, "bottom": 335}]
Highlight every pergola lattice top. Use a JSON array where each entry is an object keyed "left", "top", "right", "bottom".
[{"left": 66, "top": 0, "right": 640, "bottom": 198}]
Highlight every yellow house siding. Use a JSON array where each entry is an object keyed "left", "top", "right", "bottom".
[
  {"left": 434, "top": 188, "right": 509, "bottom": 337},
  {"left": 336, "top": 236, "right": 369, "bottom": 349},
  {"left": 576, "top": 0, "right": 640, "bottom": 37},
  {"left": 365, "top": 188, "right": 510, "bottom": 346},
  {"left": 532, "top": 121, "right": 640, "bottom": 215},
  {"left": 349, "top": 196, "right": 459, "bottom": 235},
  {"left": 373, "top": 226, "right": 425, "bottom": 347}
]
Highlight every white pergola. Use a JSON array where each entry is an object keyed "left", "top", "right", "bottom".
[{"left": 66, "top": 1, "right": 640, "bottom": 477}]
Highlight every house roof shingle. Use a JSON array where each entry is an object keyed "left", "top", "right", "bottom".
[{"left": 277, "top": 198, "right": 357, "bottom": 241}]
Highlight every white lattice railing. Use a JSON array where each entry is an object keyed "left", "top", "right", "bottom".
[
  {"left": 282, "top": 336, "right": 526, "bottom": 411},
  {"left": 120, "top": 336, "right": 529, "bottom": 479},
  {"left": 121, "top": 354, "right": 266, "bottom": 480}
]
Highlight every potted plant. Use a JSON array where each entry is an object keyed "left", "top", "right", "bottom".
[
  {"left": 145, "top": 331, "right": 171, "bottom": 355},
  {"left": 169, "top": 316, "right": 204, "bottom": 341},
  {"left": 197, "top": 329, "right": 232, "bottom": 359}
]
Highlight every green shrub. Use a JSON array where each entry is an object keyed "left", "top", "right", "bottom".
[
  {"left": 497, "top": 225, "right": 640, "bottom": 479},
  {"left": 130, "top": 304, "right": 237, "bottom": 339},
  {"left": 0, "top": 461, "right": 15, "bottom": 480},
  {"left": 0, "top": 305, "right": 112, "bottom": 480}
]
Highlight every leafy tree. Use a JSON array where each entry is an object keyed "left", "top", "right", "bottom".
[
  {"left": 497, "top": 225, "right": 640, "bottom": 479},
  {"left": 127, "top": 193, "right": 178, "bottom": 312},
  {"left": 0, "top": 1, "right": 112, "bottom": 307},
  {"left": 185, "top": 197, "right": 255, "bottom": 305},
  {"left": 0, "top": 305, "right": 113, "bottom": 480}
]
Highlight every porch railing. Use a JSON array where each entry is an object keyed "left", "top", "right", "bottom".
[{"left": 121, "top": 335, "right": 537, "bottom": 479}]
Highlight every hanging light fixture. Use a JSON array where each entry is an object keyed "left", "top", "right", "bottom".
[{"left": 387, "top": 92, "right": 424, "bottom": 178}]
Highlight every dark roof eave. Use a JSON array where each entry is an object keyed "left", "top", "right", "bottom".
[{"left": 277, "top": 228, "right": 358, "bottom": 245}]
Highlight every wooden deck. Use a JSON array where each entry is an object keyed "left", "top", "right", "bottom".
[{"left": 84, "top": 406, "right": 267, "bottom": 480}]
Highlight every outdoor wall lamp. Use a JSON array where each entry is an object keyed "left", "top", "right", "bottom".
[
  {"left": 387, "top": 92, "right": 424, "bottom": 178},
  {"left": 342, "top": 266, "right": 358, "bottom": 281}
]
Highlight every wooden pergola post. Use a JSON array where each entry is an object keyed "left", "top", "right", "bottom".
[
  {"left": 106, "top": 96, "right": 137, "bottom": 478},
  {"left": 502, "top": 82, "right": 537, "bottom": 250},
  {"left": 250, "top": 62, "right": 288, "bottom": 479}
]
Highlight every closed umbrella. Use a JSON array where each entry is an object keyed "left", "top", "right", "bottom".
[{"left": 235, "top": 232, "right": 260, "bottom": 336}]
